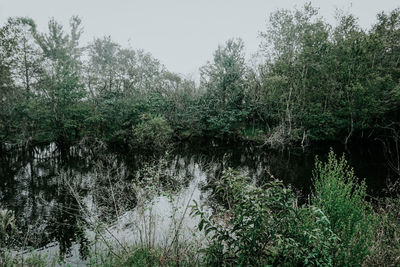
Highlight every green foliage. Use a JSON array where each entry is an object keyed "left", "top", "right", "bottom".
[
  {"left": 0, "top": 18, "right": 26, "bottom": 143},
  {"left": 0, "top": 253, "right": 49, "bottom": 267},
  {"left": 99, "top": 248, "right": 162, "bottom": 267},
  {"left": 367, "top": 195, "right": 400, "bottom": 266},
  {"left": 190, "top": 150, "right": 399, "bottom": 266},
  {"left": 165, "top": 86, "right": 203, "bottom": 139},
  {"left": 0, "top": 209, "right": 15, "bottom": 248},
  {"left": 199, "top": 38, "right": 250, "bottom": 138},
  {"left": 0, "top": 6, "right": 399, "bottom": 148},
  {"left": 312, "top": 149, "right": 377, "bottom": 266},
  {"left": 86, "top": 246, "right": 200, "bottom": 267},
  {"left": 0, "top": 209, "right": 17, "bottom": 266},
  {"left": 131, "top": 114, "right": 173, "bottom": 150},
  {"left": 258, "top": 4, "right": 400, "bottom": 142},
  {"left": 30, "top": 16, "right": 88, "bottom": 145},
  {"left": 192, "top": 169, "right": 338, "bottom": 266}
]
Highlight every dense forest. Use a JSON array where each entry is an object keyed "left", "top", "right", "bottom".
[{"left": 1, "top": 4, "right": 399, "bottom": 150}]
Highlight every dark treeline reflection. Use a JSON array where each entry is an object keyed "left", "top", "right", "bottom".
[
  {"left": 0, "top": 140, "right": 394, "bottom": 258},
  {"left": 0, "top": 144, "right": 93, "bottom": 257}
]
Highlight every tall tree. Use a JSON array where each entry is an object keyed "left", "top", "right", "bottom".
[
  {"left": 32, "top": 16, "right": 87, "bottom": 145},
  {"left": 200, "top": 38, "right": 249, "bottom": 137}
]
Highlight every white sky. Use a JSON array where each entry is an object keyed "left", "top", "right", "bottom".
[{"left": 0, "top": 0, "right": 399, "bottom": 77}]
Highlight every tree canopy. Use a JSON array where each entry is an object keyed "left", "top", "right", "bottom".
[{"left": 0, "top": 5, "right": 399, "bottom": 148}]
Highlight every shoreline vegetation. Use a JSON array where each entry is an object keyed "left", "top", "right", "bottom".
[
  {"left": 0, "top": 149, "right": 399, "bottom": 266},
  {"left": 1, "top": 2, "right": 400, "bottom": 266}
]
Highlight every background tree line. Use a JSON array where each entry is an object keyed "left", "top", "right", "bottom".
[{"left": 0, "top": 4, "right": 399, "bottom": 149}]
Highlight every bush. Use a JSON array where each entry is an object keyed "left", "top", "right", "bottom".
[
  {"left": 312, "top": 149, "right": 377, "bottom": 266},
  {"left": 131, "top": 114, "right": 173, "bottom": 150},
  {"left": 191, "top": 169, "right": 338, "bottom": 266}
]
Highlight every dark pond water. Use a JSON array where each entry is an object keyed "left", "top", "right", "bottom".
[{"left": 0, "top": 139, "right": 396, "bottom": 260}]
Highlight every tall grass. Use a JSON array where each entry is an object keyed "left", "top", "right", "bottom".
[{"left": 366, "top": 181, "right": 400, "bottom": 266}]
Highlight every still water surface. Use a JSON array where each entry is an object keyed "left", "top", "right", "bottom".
[{"left": 0, "top": 140, "right": 394, "bottom": 261}]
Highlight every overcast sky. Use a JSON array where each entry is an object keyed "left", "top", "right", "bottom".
[{"left": 0, "top": 0, "right": 399, "bottom": 77}]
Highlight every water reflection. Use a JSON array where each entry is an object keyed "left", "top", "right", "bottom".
[{"left": 0, "top": 140, "right": 393, "bottom": 260}]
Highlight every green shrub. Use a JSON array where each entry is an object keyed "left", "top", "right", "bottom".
[
  {"left": 131, "top": 114, "right": 173, "bottom": 150},
  {"left": 312, "top": 149, "right": 377, "bottom": 266},
  {"left": 192, "top": 169, "right": 338, "bottom": 266}
]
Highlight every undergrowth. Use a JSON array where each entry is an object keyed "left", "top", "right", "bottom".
[{"left": 1, "top": 150, "right": 399, "bottom": 266}]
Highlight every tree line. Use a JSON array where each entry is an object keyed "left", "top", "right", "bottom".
[{"left": 0, "top": 4, "right": 399, "bottom": 149}]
